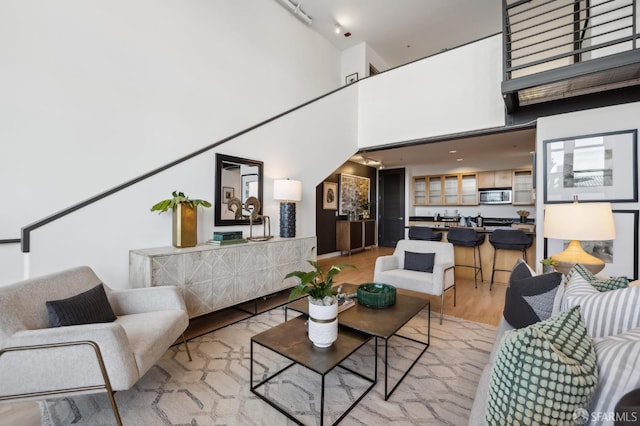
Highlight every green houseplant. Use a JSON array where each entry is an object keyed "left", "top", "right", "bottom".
[
  {"left": 540, "top": 258, "right": 558, "bottom": 273},
  {"left": 151, "top": 191, "right": 212, "bottom": 248},
  {"left": 286, "top": 260, "right": 356, "bottom": 302},
  {"left": 286, "top": 260, "right": 356, "bottom": 348}
]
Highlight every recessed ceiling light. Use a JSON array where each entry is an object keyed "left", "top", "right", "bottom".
[
  {"left": 449, "top": 150, "right": 457, "bottom": 154},
  {"left": 456, "top": 158, "right": 463, "bottom": 161},
  {"left": 335, "top": 23, "right": 341, "bottom": 34}
]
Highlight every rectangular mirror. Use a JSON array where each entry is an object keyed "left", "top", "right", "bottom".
[{"left": 215, "top": 153, "right": 264, "bottom": 226}]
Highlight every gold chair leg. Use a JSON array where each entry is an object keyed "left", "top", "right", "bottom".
[
  {"left": 106, "top": 390, "right": 123, "bottom": 426},
  {"left": 182, "top": 333, "right": 192, "bottom": 362}
]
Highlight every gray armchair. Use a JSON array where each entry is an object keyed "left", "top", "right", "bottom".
[{"left": 0, "top": 266, "right": 191, "bottom": 426}]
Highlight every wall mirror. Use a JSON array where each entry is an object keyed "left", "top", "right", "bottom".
[{"left": 215, "top": 153, "right": 264, "bottom": 226}]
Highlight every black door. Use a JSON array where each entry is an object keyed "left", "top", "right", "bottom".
[{"left": 378, "top": 168, "right": 405, "bottom": 247}]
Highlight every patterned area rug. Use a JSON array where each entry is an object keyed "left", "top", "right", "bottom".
[{"left": 41, "top": 308, "right": 496, "bottom": 425}]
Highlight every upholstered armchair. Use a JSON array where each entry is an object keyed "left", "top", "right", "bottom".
[
  {"left": 0, "top": 266, "right": 191, "bottom": 426},
  {"left": 374, "top": 239, "right": 455, "bottom": 323}
]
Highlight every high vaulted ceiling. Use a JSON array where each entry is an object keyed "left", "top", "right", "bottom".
[
  {"left": 277, "top": 0, "right": 535, "bottom": 171},
  {"left": 293, "top": 0, "right": 502, "bottom": 68}
]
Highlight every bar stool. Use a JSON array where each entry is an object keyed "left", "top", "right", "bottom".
[
  {"left": 408, "top": 226, "right": 443, "bottom": 241},
  {"left": 447, "top": 228, "right": 485, "bottom": 288},
  {"left": 489, "top": 229, "right": 533, "bottom": 289}
]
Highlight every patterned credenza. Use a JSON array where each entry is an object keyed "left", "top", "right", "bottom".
[{"left": 129, "top": 236, "right": 316, "bottom": 318}]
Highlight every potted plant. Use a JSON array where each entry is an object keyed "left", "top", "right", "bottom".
[
  {"left": 286, "top": 260, "right": 356, "bottom": 347},
  {"left": 151, "top": 191, "right": 212, "bottom": 248},
  {"left": 360, "top": 199, "right": 371, "bottom": 219},
  {"left": 540, "top": 258, "right": 558, "bottom": 274}
]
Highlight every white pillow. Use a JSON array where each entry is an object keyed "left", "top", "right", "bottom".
[
  {"left": 561, "top": 269, "right": 640, "bottom": 338},
  {"left": 589, "top": 327, "right": 640, "bottom": 424}
]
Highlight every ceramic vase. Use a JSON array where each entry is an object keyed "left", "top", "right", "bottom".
[{"left": 307, "top": 297, "right": 338, "bottom": 348}]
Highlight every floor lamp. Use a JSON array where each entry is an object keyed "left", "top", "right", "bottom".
[
  {"left": 543, "top": 200, "right": 616, "bottom": 274},
  {"left": 274, "top": 179, "right": 302, "bottom": 238}
]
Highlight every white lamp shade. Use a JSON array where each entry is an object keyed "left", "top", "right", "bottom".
[
  {"left": 543, "top": 202, "right": 616, "bottom": 241},
  {"left": 273, "top": 179, "right": 302, "bottom": 202}
]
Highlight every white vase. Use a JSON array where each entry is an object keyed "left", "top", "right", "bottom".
[{"left": 307, "top": 297, "right": 338, "bottom": 348}]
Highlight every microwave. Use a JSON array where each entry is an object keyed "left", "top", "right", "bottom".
[{"left": 479, "top": 189, "right": 512, "bottom": 204}]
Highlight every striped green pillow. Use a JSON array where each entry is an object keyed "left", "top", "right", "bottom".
[{"left": 485, "top": 306, "right": 598, "bottom": 425}]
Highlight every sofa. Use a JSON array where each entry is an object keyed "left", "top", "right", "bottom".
[
  {"left": 469, "top": 261, "right": 640, "bottom": 425},
  {"left": 373, "top": 239, "right": 455, "bottom": 323},
  {"left": 0, "top": 266, "right": 190, "bottom": 425}
]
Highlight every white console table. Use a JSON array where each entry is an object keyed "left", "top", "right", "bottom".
[{"left": 129, "top": 236, "right": 316, "bottom": 318}]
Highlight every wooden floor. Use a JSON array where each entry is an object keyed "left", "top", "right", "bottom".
[{"left": 1, "top": 246, "right": 506, "bottom": 424}]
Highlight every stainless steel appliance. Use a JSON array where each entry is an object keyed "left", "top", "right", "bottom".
[{"left": 479, "top": 189, "right": 512, "bottom": 204}]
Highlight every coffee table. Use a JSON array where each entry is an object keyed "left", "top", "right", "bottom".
[
  {"left": 250, "top": 316, "right": 376, "bottom": 426},
  {"left": 285, "top": 283, "right": 430, "bottom": 400}
]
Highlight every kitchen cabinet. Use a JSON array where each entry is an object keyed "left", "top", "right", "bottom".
[
  {"left": 336, "top": 220, "right": 376, "bottom": 255},
  {"left": 512, "top": 169, "right": 534, "bottom": 205},
  {"left": 478, "top": 170, "right": 512, "bottom": 188},
  {"left": 412, "top": 173, "right": 477, "bottom": 206}
]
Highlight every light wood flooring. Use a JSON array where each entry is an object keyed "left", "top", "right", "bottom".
[{"left": 1, "top": 246, "right": 506, "bottom": 425}]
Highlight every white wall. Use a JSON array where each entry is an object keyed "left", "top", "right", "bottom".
[
  {"left": 357, "top": 34, "right": 505, "bottom": 148},
  {"left": 341, "top": 43, "right": 367, "bottom": 84},
  {"left": 535, "top": 102, "right": 640, "bottom": 274},
  {"left": 0, "top": 0, "right": 344, "bottom": 286}
]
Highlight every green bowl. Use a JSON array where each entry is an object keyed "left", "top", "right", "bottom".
[{"left": 357, "top": 283, "right": 397, "bottom": 308}]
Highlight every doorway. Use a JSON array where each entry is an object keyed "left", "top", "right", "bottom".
[{"left": 378, "top": 168, "right": 405, "bottom": 247}]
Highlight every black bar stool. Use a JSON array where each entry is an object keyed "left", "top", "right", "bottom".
[
  {"left": 489, "top": 229, "right": 533, "bottom": 289},
  {"left": 447, "top": 228, "right": 485, "bottom": 288},
  {"left": 408, "top": 226, "right": 443, "bottom": 241}
]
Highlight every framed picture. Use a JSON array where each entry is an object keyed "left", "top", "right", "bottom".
[
  {"left": 345, "top": 72, "right": 358, "bottom": 84},
  {"left": 543, "top": 129, "right": 638, "bottom": 203},
  {"left": 323, "top": 182, "right": 338, "bottom": 210},
  {"left": 241, "top": 174, "right": 258, "bottom": 202},
  {"left": 544, "top": 210, "right": 639, "bottom": 279},
  {"left": 339, "top": 173, "right": 370, "bottom": 215},
  {"left": 222, "top": 187, "right": 234, "bottom": 204}
]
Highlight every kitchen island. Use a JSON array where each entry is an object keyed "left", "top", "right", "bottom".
[{"left": 408, "top": 217, "right": 536, "bottom": 284}]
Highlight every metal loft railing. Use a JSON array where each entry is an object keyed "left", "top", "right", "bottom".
[{"left": 502, "top": 0, "right": 640, "bottom": 111}]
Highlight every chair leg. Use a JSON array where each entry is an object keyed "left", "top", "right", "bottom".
[
  {"left": 440, "top": 293, "right": 444, "bottom": 325},
  {"left": 453, "top": 282, "right": 457, "bottom": 307},
  {"left": 491, "top": 247, "right": 497, "bottom": 289},
  {"left": 477, "top": 245, "right": 484, "bottom": 282},
  {"left": 107, "top": 390, "right": 123, "bottom": 426},
  {"left": 182, "top": 333, "right": 192, "bottom": 362},
  {"left": 472, "top": 247, "right": 478, "bottom": 288}
]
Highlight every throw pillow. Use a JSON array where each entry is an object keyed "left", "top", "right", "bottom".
[
  {"left": 46, "top": 283, "right": 116, "bottom": 327},
  {"left": 561, "top": 268, "right": 640, "bottom": 339},
  {"left": 503, "top": 271, "right": 563, "bottom": 328},
  {"left": 589, "top": 327, "right": 640, "bottom": 420},
  {"left": 508, "top": 257, "right": 535, "bottom": 283},
  {"left": 404, "top": 251, "right": 435, "bottom": 273},
  {"left": 571, "top": 263, "right": 629, "bottom": 292},
  {"left": 485, "top": 306, "right": 598, "bottom": 425}
]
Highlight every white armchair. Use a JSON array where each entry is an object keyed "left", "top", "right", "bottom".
[
  {"left": 374, "top": 239, "right": 455, "bottom": 323},
  {"left": 0, "top": 266, "right": 191, "bottom": 426}
]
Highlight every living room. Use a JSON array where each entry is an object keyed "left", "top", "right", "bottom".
[{"left": 2, "top": 1, "right": 640, "bottom": 424}]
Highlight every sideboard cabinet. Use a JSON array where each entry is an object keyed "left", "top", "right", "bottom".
[
  {"left": 129, "top": 236, "right": 316, "bottom": 318},
  {"left": 336, "top": 220, "right": 376, "bottom": 255}
]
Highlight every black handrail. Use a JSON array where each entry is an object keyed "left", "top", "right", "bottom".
[
  {"left": 20, "top": 85, "right": 349, "bottom": 253},
  {"left": 17, "top": 31, "right": 504, "bottom": 254},
  {"left": 0, "top": 239, "right": 20, "bottom": 245}
]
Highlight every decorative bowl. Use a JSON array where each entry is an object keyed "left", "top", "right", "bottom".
[{"left": 357, "top": 283, "right": 397, "bottom": 308}]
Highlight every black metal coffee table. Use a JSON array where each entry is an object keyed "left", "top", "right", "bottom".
[
  {"left": 286, "top": 283, "right": 430, "bottom": 400},
  {"left": 250, "top": 316, "right": 376, "bottom": 426}
]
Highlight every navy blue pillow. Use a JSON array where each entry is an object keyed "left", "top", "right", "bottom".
[
  {"left": 46, "top": 283, "right": 116, "bottom": 327},
  {"left": 404, "top": 251, "right": 435, "bottom": 273},
  {"left": 503, "top": 272, "right": 563, "bottom": 328}
]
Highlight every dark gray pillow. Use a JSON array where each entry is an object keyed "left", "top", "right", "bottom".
[
  {"left": 404, "top": 251, "right": 435, "bottom": 273},
  {"left": 503, "top": 272, "right": 563, "bottom": 328},
  {"left": 46, "top": 283, "right": 116, "bottom": 327}
]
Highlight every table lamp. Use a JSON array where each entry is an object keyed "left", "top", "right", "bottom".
[
  {"left": 273, "top": 179, "right": 302, "bottom": 238},
  {"left": 543, "top": 199, "right": 616, "bottom": 274}
]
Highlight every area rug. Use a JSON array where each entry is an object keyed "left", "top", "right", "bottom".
[{"left": 41, "top": 308, "right": 497, "bottom": 425}]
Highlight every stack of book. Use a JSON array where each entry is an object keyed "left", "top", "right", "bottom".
[{"left": 207, "top": 231, "right": 247, "bottom": 246}]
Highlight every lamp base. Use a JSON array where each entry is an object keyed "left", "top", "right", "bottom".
[
  {"left": 551, "top": 240, "right": 605, "bottom": 275},
  {"left": 279, "top": 202, "right": 296, "bottom": 238}
]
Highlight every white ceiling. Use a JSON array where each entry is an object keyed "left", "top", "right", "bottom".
[
  {"left": 297, "top": 0, "right": 502, "bottom": 68},
  {"left": 279, "top": 0, "right": 534, "bottom": 171}
]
